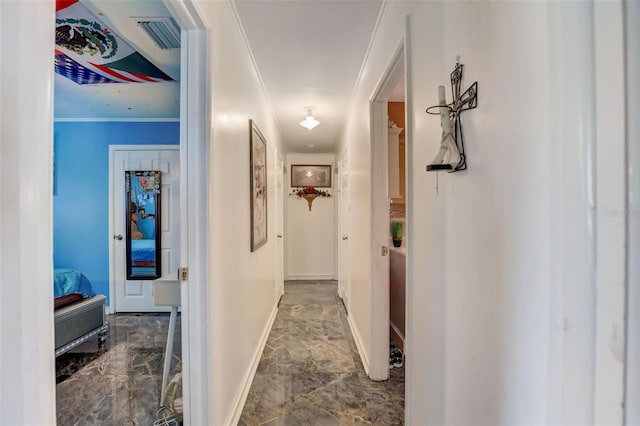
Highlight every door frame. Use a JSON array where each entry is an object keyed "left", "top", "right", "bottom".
[
  {"left": 624, "top": 1, "right": 639, "bottom": 423},
  {"left": 369, "top": 39, "right": 407, "bottom": 381},
  {"left": 274, "top": 150, "right": 285, "bottom": 301},
  {"left": 108, "top": 144, "right": 180, "bottom": 314},
  {"left": 2, "top": 1, "right": 210, "bottom": 424},
  {"left": 101, "top": 2, "right": 210, "bottom": 422},
  {"left": 337, "top": 153, "right": 350, "bottom": 308},
  {"left": 163, "top": 2, "right": 210, "bottom": 424}
]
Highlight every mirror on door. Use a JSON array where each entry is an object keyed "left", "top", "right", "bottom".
[{"left": 125, "top": 170, "right": 161, "bottom": 280}]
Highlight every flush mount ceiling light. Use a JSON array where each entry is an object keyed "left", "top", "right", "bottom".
[{"left": 300, "top": 108, "right": 320, "bottom": 130}]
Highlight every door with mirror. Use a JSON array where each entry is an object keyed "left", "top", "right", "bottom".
[{"left": 111, "top": 147, "right": 180, "bottom": 312}]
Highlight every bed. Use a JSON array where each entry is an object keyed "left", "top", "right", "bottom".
[
  {"left": 54, "top": 269, "right": 109, "bottom": 357},
  {"left": 131, "top": 239, "right": 156, "bottom": 266}
]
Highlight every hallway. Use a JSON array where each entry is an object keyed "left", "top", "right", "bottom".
[{"left": 239, "top": 280, "right": 404, "bottom": 425}]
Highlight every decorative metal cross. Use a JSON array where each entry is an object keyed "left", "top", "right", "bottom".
[{"left": 426, "top": 59, "right": 478, "bottom": 173}]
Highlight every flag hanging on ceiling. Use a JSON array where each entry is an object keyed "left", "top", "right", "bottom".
[{"left": 55, "top": 0, "right": 174, "bottom": 84}]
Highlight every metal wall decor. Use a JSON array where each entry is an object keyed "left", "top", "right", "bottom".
[{"left": 425, "top": 58, "right": 478, "bottom": 173}]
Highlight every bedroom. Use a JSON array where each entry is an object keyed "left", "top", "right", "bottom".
[
  {"left": 53, "top": 122, "right": 182, "bottom": 423},
  {"left": 53, "top": 1, "right": 184, "bottom": 422}
]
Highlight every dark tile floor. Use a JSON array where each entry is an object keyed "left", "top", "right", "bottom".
[
  {"left": 55, "top": 313, "right": 182, "bottom": 426},
  {"left": 239, "top": 280, "right": 405, "bottom": 425},
  {"left": 55, "top": 281, "right": 404, "bottom": 425}
]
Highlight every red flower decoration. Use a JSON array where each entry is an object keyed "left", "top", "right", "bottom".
[{"left": 291, "top": 186, "right": 331, "bottom": 198}]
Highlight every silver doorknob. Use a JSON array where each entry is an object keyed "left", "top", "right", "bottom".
[
  {"left": 113, "top": 234, "right": 123, "bottom": 240},
  {"left": 342, "top": 235, "right": 348, "bottom": 240},
  {"left": 277, "top": 234, "right": 283, "bottom": 238}
]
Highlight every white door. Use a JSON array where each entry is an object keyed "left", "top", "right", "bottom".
[
  {"left": 338, "top": 156, "right": 351, "bottom": 309},
  {"left": 275, "top": 153, "right": 285, "bottom": 300},
  {"left": 111, "top": 147, "right": 180, "bottom": 312}
]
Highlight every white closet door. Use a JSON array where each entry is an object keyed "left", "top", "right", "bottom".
[{"left": 111, "top": 147, "right": 180, "bottom": 312}]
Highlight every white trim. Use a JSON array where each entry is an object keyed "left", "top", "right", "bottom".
[
  {"left": 163, "top": 0, "right": 205, "bottom": 30},
  {"left": 156, "top": 3, "right": 211, "bottom": 424},
  {"left": 286, "top": 274, "right": 336, "bottom": 281},
  {"left": 369, "top": 99, "right": 391, "bottom": 382},
  {"left": 390, "top": 321, "right": 405, "bottom": 350},
  {"left": 0, "top": 2, "right": 56, "bottom": 425},
  {"left": 55, "top": 118, "right": 180, "bottom": 123},
  {"left": 625, "top": 1, "right": 640, "bottom": 423},
  {"left": 226, "top": 304, "right": 279, "bottom": 426},
  {"left": 547, "top": 3, "right": 599, "bottom": 423},
  {"left": 403, "top": 14, "right": 415, "bottom": 426},
  {"left": 593, "top": 2, "right": 626, "bottom": 423},
  {"left": 338, "top": 287, "right": 349, "bottom": 304},
  {"left": 336, "top": 0, "right": 390, "bottom": 155},
  {"left": 348, "top": 313, "right": 372, "bottom": 377},
  {"left": 107, "top": 144, "right": 180, "bottom": 315},
  {"left": 228, "top": 0, "right": 284, "bottom": 148},
  {"left": 370, "top": 42, "right": 405, "bottom": 101},
  {"left": 174, "top": 19, "right": 210, "bottom": 426},
  {"left": 368, "top": 38, "right": 406, "bottom": 382},
  {"left": 337, "top": 154, "right": 351, "bottom": 313},
  {"left": 109, "top": 145, "right": 180, "bottom": 150}
]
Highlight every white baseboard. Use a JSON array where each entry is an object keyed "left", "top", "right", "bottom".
[
  {"left": 338, "top": 289, "right": 349, "bottom": 312},
  {"left": 286, "top": 274, "right": 335, "bottom": 281},
  {"left": 226, "top": 303, "right": 278, "bottom": 426},
  {"left": 338, "top": 287, "right": 347, "bottom": 303},
  {"left": 390, "top": 322, "right": 405, "bottom": 353},
  {"left": 347, "top": 313, "right": 370, "bottom": 376}
]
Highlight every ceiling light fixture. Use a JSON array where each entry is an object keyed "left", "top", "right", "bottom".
[{"left": 300, "top": 108, "right": 320, "bottom": 130}]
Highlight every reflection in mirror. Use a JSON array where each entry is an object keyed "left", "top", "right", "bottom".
[{"left": 125, "top": 171, "right": 161, "bottom": 280}]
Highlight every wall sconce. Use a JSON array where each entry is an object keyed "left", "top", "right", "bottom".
[
  {"left": 300, "top": 107, "right": 320, "bottom": 130},
  {"left": 425, "top": 59, "right": 478, "bottom": 173}
]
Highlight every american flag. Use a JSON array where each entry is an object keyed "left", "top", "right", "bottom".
[{"left": 55, "top": 0, "right": 174, "bottom": 84}]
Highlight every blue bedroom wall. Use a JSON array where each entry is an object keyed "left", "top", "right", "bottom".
[{"left": 53, "top": 121, "right": 179, "bottom": 305}]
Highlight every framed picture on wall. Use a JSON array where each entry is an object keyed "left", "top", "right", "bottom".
[
  {"left": 250, "top": 119, "right": 267, "bottom": 252},
  {"left": 291, "top": 164, "right": 332, "bottom": 188}
]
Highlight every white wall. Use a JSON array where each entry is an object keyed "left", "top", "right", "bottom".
[
  {"left": 0, "top": 1, "right": 56, "bottom": 425},
  {"left": 592, "top": 2, "right": 626, "bottom": 424},
  {"left": 626, "top": 0, "right": 640, "bottom": 423},
  {"left": 285, "top": 153, "right": 336, "bottom": 280},
  {"left": 339, "top": 1, "right": 627, "bottom": 425},
  {"left": 193, "top": 1, "right": 284, "bottom": 424}
]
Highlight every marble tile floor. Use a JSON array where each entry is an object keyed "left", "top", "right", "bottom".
[
  {"left": 239, "top": 280, "right": 405, "bottom": 425},
  {"left": 56, "top": 313, "right": 182, "bottom": 426}
]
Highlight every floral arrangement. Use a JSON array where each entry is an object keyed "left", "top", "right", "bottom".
[{"left": 291, "top": 186, "right": 331, "bottom": 197}]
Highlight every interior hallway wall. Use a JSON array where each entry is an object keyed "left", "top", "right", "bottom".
[
  {"left": 193, "top": 1, "right": 284, "bottom": 424},
  {"left": 338, "top": 1, "right": 627, "bottom": 425},
  {"left": 625, "top": 0, "right": 640, "bottom": 422},
  {"left": 285, "top": 153, "right": 336, "bottom": 280}
]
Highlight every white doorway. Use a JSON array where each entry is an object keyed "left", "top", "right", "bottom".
[
  {"left": 369, "top": 41, "right": 406, "bottom": 380},
  {"left": 338, "top": 155, "right": 351, "bottom": 310},
  {"left": 275, "top": 152, "right": 285, "bottom": 300},
  {"left": 3, "top": 1, "right": 211, "bottom": 424},
  {"left": 109, "top": 146, "right": 180, "bottom": 312}
]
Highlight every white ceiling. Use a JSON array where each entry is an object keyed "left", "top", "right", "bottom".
[
  {"left": 234, "top": 0, "right": 383, "bottom": 152},
  {"left": 54, "top": 0, "right": 181, "bottom": 121},
  {"left": 55, "top": 0, "right": 384, "bottom": 153}
]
